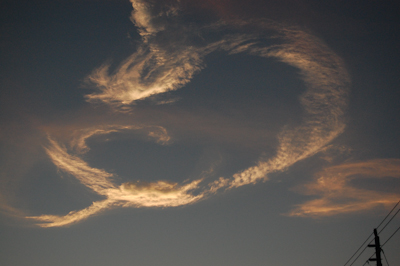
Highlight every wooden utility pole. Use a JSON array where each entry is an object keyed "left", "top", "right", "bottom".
[{"left": 368, "top": 229, "right": 382, "bottom": 266}]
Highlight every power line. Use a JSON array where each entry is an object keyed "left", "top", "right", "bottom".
[
  {"left": 381, "top": 249, "right": 390, "bottom": 266},
  {"left": 348, "top": 244, "right": 372, "bottom": 266},
  {"left": 381, "top": 224, "right": 400, "bottom": 247},
  {"left": 377, "top": 200, "right": 400, "bottom": 230},
  {"left": 363, "top": 223, "right": 400, "bottom": 266},
  {"left": 378, "top": 208, "right": 400, "bottom": 234},
  {"left": 363, "top": 259, "right": 371, "bottom": 266},
  {"left": 344, "top": 234, "right": 374, "bottom": 266},
  {"left": 366, "top": 247, "right": 394, "bottom": 266},
  {"left": 363, "top": 253, "right": 376, "bottom": 266},
  {"left": 344, "top": 200, "right": 400, "bottom": 266}
]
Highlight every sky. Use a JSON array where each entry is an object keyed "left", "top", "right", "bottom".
[{"left": 1, "top": 0, "right": 400, "bottom": 265}]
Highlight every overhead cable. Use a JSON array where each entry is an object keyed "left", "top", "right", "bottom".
[
  {"left": 378, "top": 209, "right": 400, "bottom": 234},
  {"left": 344, "top": 200, "right": 400, "bottom": 266},
  {"left": 381, "top": 249, "right": 390, "bottom": 266},
  {"left": 381, "top": 224, "right": 400, "bottom": 247},
  {"left": 377, "top": 200, "right": 400, "bottom": 230},
  {"left": 344, "top": 233, "right": 373, "bottom": 266}
]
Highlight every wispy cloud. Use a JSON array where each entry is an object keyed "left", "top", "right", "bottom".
[
  {"left": 28, "top": 134, "right": 206, "bottom": 227},
  {"left": 288, "top": 159, "right": 400, "bottom": 217},
  {"left": 85, "top": 45, "right": 205, "bottom": 108},
  {"left": 26, "top": 0, "right": 355, "bottom": 227},
  {"left": 85, "top": 3, "right": 348, "bottom": 112},
  {"left": 84, "top": 2, "right": 350, "bottom": 185},
  {"left": 70, "top": 124, "right": 170, "bottom": 153},
  {"left": 205, "top": 24, "right": 350, "bottom": 189}
]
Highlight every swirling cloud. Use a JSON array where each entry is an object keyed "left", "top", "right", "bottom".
[
  {"left": 26, "top": 0, "right": 355, "bottom": 227},
  {"left": 84, "top": 3, "right": 350, "bottom": 183}
]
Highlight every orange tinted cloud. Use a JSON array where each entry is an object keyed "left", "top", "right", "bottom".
[
  {"left": 289, "top": 159, "right": 400, "bottom": 217},
  {"left": 28, "top": 133, "right": 207, "bottom": 227},
  {"left": 85, "top": 4, "right": 350, "bottom": 188},
  {"left": 24, "top": 0, "right": 353, "bottom": 227}
]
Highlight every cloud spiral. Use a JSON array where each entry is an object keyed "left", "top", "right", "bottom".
[{"left": 26, "top": 0, "right": 356, "bottom": 227}]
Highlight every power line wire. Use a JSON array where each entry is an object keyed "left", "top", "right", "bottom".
[
  {"left": 344, "top": 233, "right": 374, "bottom": 266},
  {"left": 344, "top": 200, "right": 400, "bottom": 266},
  {"left": 381, "top": 224, "right": 400, "bottom": 247},
  {"left": 364, "top": 223, "right": 400, "bottom": 265},
  {"left": 367, "top": 252, "right": 376, "bottom": 262},
  {"left": 363, "top": 252, "right": 376, "bottom": 266},
  {"left": 363, "top": 226, "right": 400, "bottom": 266},
  {"left": 381, "top": 249, "right": 390, "bottom": 266},
  {"left": 378, "top": 208, "right": 400, "bottom": 234},
  {"left": 377, "top": 200, "right": 400, "bottom": 230},
  {"left": 348, "top": 244, "right": 372, "bottom": 266}
]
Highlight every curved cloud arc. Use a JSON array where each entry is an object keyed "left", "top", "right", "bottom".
[
  {"left": 26, "top": 1, "right": 355, "bottom": 227},
  {"left": 29, "top": 132, "right": 207, "bottom": 227}
]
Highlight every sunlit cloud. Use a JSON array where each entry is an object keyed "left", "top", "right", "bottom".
[
  {"left": 85, "top": 3, "right": 348, "bottom": 113},
  {"left": 85, "top": 3, "right": 350, "bottom": 186},
  {"left": 85, "top": 45, "right": 205, "bottom": 108},
  {"left": 129, "top": 0, "right": 180, "bottom": 37},
  {"left": 45, "top": 137, "right": 116, "bottom": 195},
  {"left": 205, "top": 25, "right": 350, "bottom": 189},
  {"left": 0, "top": 194, "right": 25, "bottom": 218},
  {"left": 70, "top": 124, "right": 171, "bottom": 153},
  {"left": 26, "top": 0, "right": 355, "bottom": 227},
  {"left": 288, "top": 159, "right": 400, "bottom": 217},
  {"left": 27, "top": 200, "right": 115, "bottom": 228},
  {"left": 28, "top": 134, "right": 206, "bottom": 227}
]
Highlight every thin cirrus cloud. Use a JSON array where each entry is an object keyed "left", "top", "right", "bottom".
[
  {"left": 24, "top": 0, "right": 357, "bottom": 227},
  {"left": 85, "top": 1, "right": 351, "bottom": 191},
  {"left": 69, "top": 124, "right": 171, "bottom": 154},
  {"left": 24, "top": 0, "right": 397, "bottom": 227},
  {"left": 28, "top": 133, "right": 206, "bottom": 227},
  {"left": 289, "top": 159, "right": 400, "bottom": 217}
]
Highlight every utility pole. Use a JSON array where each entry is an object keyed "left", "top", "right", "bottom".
[{"left": 368, "top": 229, "right": 382, "bottom": 266}]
